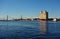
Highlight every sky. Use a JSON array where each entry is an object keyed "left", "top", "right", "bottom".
[{"left": 0, "top": 0, "right": 60, "bottom": 19}]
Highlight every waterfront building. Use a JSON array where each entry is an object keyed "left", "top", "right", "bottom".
[{"left": 39, "top": 11, "right": 48, "bottom": 20}]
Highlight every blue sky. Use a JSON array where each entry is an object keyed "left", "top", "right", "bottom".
[{"left": 0, "top": 0, "right": 60, "bottom": 19}]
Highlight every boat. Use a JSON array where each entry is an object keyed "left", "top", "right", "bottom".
[{"left": 53, "top": 18, "right": 57, "bottom": 22}]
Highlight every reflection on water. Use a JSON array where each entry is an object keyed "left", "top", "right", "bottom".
[
  {"left": 39, "top": 20, "right": 60, "bottom": 39},
  {"left": 39, "top": 20, "right": 48, "bottom": 36},
  {"left": 0, "top": 21, "right": 60, "bottom": 39}
]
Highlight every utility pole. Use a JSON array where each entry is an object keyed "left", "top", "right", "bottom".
[
  {"left": 7, "top": 15, "right": 8, "bottom": 20},
  {"left": 21, "top": 16, "right": 22, "bottom": 20}
]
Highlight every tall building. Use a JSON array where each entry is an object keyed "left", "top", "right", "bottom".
[{"left": 39, "top": 11, "right": 48, "bottom": 20}]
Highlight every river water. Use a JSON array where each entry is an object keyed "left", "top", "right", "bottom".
[{"left": 0, "top": 20, "right": 60, "bottom": 39}]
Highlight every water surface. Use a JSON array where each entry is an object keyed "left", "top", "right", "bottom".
[{"left": 0, "top": 20, "right": 60, "bottom": 39}]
